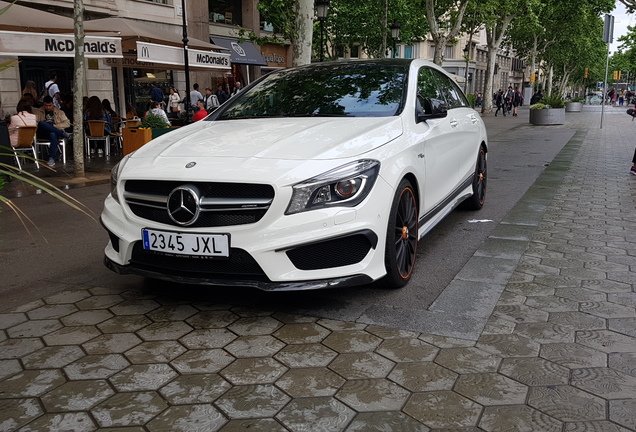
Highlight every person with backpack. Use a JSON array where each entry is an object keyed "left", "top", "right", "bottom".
[
  {"left": 494, "top": 89, "right": 506, "bottom": 117},
  {"left": 40, "top": 72, "right": 62, "bottom": 109},
  {"left": 512, "top": 87, "right": 523, "bottom": 117}
]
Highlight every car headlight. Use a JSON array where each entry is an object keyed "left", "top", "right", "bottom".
[
  {"left": 110, "top": 161, "right": 121, "bottom": 203},
  {"left": 285, "top": 160, "right": 380, "bottom": 215}
]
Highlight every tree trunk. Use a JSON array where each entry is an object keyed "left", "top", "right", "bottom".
[
  {"left": 482, "top": 16, "right": 513, "bottom": 113},
  {"left": 73, "top": 0, "right": 85, "bottom": 177},
  {"left": 546, "top": 64, "right": 553, "bottom": 96},
  {"left": 425, "top": 0, "right": 469, "bottom": 66},
  {"left": 293, "top": 0, "right": 313, "bottom": 66}
]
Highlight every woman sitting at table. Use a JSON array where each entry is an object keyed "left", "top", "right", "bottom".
[
  {"left": 84, "top": 96, "right": 112, "bottom": 155},
  {"left": 8, "top": 99, "right": 38, "bottom": 148}
]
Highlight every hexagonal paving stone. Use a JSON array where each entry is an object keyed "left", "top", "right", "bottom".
[
  {"left": 43, "top": 289, "right": 92, "bottom": 304},
  {"left": 554, "top": 287, "right": 606, "bottom": 302},
  {"left": 329, "top": 352, "right": 395, "bottom": 379},
  {"left": 171, "top": 349, "right": 234, "bottom": 373},
  {"left": 276, "top": 367, "right": 344, "bottom": 397},
  {"left": 276, "top": 397, "right": 356, "bottom": 432},
  {"left": 482, "top": 314, "right": 517, "bottom": 335},
  {"left": 375, "top": 338, "right": 438, "bottom": 362},
  {"left": 418, "top": 333, "right": 476, "bottom": 349},
  {"left": 7, "top": 319, "right": 62, "bottom": 338},
  {"left": 216, "top": 384, "right": 290, "bottom": 419},
  {"left": 539, "top": 343, "right": 607, "bottom": 368},
  {"left": 0, "top": 398, "right": 42, "bottom": 431},
  {"left": 159, "top": 373, "right": 231, "bottom": 404},
  {"left": 273, "top": 322, "right": 331, "bottom": 344},
  {"left": 109, "top": 299, "right": 161, "bottom": 316},
  {"left": 609, "top": 399, "right": 636, "bottom": 430},
  {"left": 514, "top": 322, "right": 576, "bottom": 344},
  {"left": 564, "top": 421, "right": 631, "bottom": 432},
  {"left": 499, "top": 357, "right": 569, "bottom": 386},
  {"left": 82, "top": 333, "right": 143, "bottom": 354},
  {"left": 492, "top": 305, "right": 550, "bottom": 323},
  {"left": 17, "top": 412, "right": 96, "bottom": 432},
  {"left": 0, "top": 359, "right": 22, "bottom": 380},
  {"left": 125, "top": 340, "right": 187, "bottom": 364},
  {"left": 22, "top": 345, "right": 85, "bottom": 369},
  {"left": 336, "top": 379, "right": 410, "bottom": 412},
  {"left": 276, "top": 348, "right": 341, "bottom": 376},
  {"left": 609, "top": 317, "right": 636, "bottom": 338},
  {"left": 220, "top": 357, "right": 287, "bottom": 385},
  {"left": 42, "top": 325, "right": 101, "bottom": 346},
  {"left": 186, "top": 310, "right": 240, "bottom": 329},
  {"left": 479, "top": 405, "right": 562, "bottom": 432},
  {"left": 218, "top": 418, "right": 288, "bottom": 432},
  {"left": 435, "top": 347, "right": 502, "bottom": 374},
  {"left": 91, "top": 391, "right": 168, "bottom": 427},
  {"left": 345, "top": 411, "right": 429, "bottom": 431},
  {"left": 403, "top": 391, "right": 482, "bottom": 428},
  {"left": 271, "top": 312, "right": 318, "bottom": 324},
  {"left": 12, "top": 299, "right": 44, "bottom": 313},
  {"left": 317, "top": 318, "right": 367, "bottom": 331},
  {"left": 0, "top": 338, "right": 44, "bottom": 359},
  {"left": 607, "top": 292, "right": 636, "bottom": 308},
  {"left": 61, "top": 309, "right": 114, "bottom": 326},
  {"left": 609, "top": 352, "right": 636, "bottom": 377},
  {"left": 388, "top": 362, "right": 457, "bottom": 392},
  {"left": 26, "top": 303, "right": 78, "bottom": 320},
  {"left": 571, "top": 367, "right": 636, "bottom": 399},
  {"left": 109, "top": 364, "right": 178, "bottom": 391},
  {"left": 76, "top": 294, "right": 124, "bottom": 310},
  {"left": 366, "top": 325, "right": 419, "bottom": 339},
  {"left": 97, "top": 314, "right": 152, "bottom": 333},
  {"left": 527, "top": 386, "right": 606, "bottom": 422},
  {"left": 64, "top": 354, "right": 130, "bottom": 380},
  {"left": 224, "top": 335, "right": 285, "bottom": 358},
  {"left": 0, "top": 369, "right": 66, "bottom": 398},
  {"left": 322, "top": 330, "right": 382, "bottom": 353},
  {"left": 228, "top": 316, "right": 282, "bottom": 336},
  {"left": 455, "top": 373, "right": 528, "bottom": 406},
  {"left": 136, "top": 321, "right": 193, "bottom": 341},
  {"left": 576, "top": 330, "right": 636, "bottom": 353},
  {"left": 179, "top": 328, "right": 238, "bottom": 349},
  {"left": 476, "top": 334, "right": 540, "bottom": 357},
  {"left": 41, "top": 380, "right": 114, "bottom": 411},
  {"left": 146, "top": 404, "right": 228, "bottom": 432},
  {"left": 145, "top": 304, "right": 199, "bottom": 322},
  {"left": 524, "top": 296, "right": 578, "bottom": 312},
  {"left": 0, "top": 312, "right": 27, "bottom": 329},
  {"left": 579, "top": 301, "right": 636, "bottom": 319}
]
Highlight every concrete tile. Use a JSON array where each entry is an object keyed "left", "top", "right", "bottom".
[
  {"left": 274, "top": 343, "right": 338, "bottom": 367},
  {"left": 146, "top": 304, "right": 199, "bottom": 322},
  {"left": 524, "top": 296, "right": 579, "bottom": 312},
  {"left": 345, "top": 411, "right": 429, "bottom": 431},
  {"left": 403, "top": 391, "right": 482, "bottom": 428},
  {"left": 224, "top": 335, "right": 284, "bottom": 358},
  {"left": 125, "top": 341, "right": 186, "bottom": 364},
  {"left": 317, "top": 318, "right": 367, "bottom": 331},
  {"left": 83, "top": 333, "right": 143, "bottom": 354},
  {"left": 146, "top": 404, "right": 227, "bottom": 432},
  {"left": 455, "top": 373, "right": 528, "bottom": 405},
  {"left": 564, "top": 421, "right": 631, "bottom": 432},
  {"left": 477, "top": 334, "right": 540, "bottom": 357},
  {"left": 109, "top": 364, "right": 177, "bottom": 391},
  {"left": 336, "top": 379, "right": 410, "bottom": 412},
  {"left": 179, "top": 328, "right": 237, "bottom": 349},
  {"left": 218, "top": 418, "right": 288, "bottom": 431},
  {"left": 527, "top": 386, "right": 605, "bottom": 422},
  {"left": 576, "top": 330, "right": 636, "bottom": 353},
  {"left": 76, "top": 294, "right": 124, "bottom": 310},
  {"left": 579, "top": 301, "right": 636, "bottom": 319},
  {"left": 97, "top": 314, "right": 152, "bottom": 333},
  {"left": 329, "top": 352, "right": 395, "bottom": 379},
  {"left": 499, "top": 357, "right": 570, "bottom": 386},
  {"left": 0, "top": 338, "right": 42, "bottom": 359},
  {"left": 0, "top": 313, "right": 27, "bottom": 329},
  {"left": 609, "top": 352, "right": 636, "bottom": 377},
  {"left": 228, "top": 316, "right": 282, "bottom": 336},
  {"left": 43, "top": 325, "right": 101, "bottom": 346},
  {"left": 7, "top": 319, "right": 62, "bottom": 338},
  {"left": 17, "top": 412, "right": 96, "bottom": 432},
  {"left": 0, "top": 369, "right": 65, "bottom": 398},
  {"left": 170, "top": 349, "right": 234, "bottom": 373},
  {"left": 571, "top": 367, "right": 636, "bottom": 399},
  {"left": 91, "top": 391, "right": 168, "bottom": 427},
  {"left": 22, "top": 345, "right": 85, "bottom": 369},
  {"left": 220, "top": 357, "right": 287, "bottom": 385},
  {"left": 418, "top": 334, "right": 475, "bottom": 349},
  {"left": 64, "top": 354, "right": 130, "bottom": 380},
  {"left": 323, "top": 330, "right": 382, "bottom": 353},
  {"left": 159, "top": 374, "right": 231, "bottom": 404},
  {"left": 389, "top": 362, "right": 457, "bottom": 392},
  {"left": 609, "top": 399, "right": 636, "bottom": 430},
  {"left": 43, "top": 289, "right": 92, "bottom": 304},
  {"left": 26, "top": 303, "right": 78, "bottom": 320},
  {"left": 548, "top": 312, "right": 606, "bottom": 330},
  {"left": 514, "top": 322, "right": 576, "bottom": 343},
  {"left": 0, "top": 359, "right": 22, "bottom": 380},
  {"left": 41, "top": 380, "right": 114, "bottom": 411},
  {"left": 109, "top": 299, "right": 161, "bottom": 316},
  {"left": 276, "top": 397, "right": 355, "bottom": 431},
  {"left": 0, "top": 398, "right": 43, "bottom": 431},
  {"left": 61, "top": 309, "right": 114, "bottom": 326},
  {"left": 435, "top": 347, "right": 501, "bottom": 374},
  {"left": 215, "top": 384, "right": 290, "bottom": 419},
  {"left": 136, "top": 321, "right": 193, "bottom": 341},
  {"left": 366, "top": 325, "right": 419, "bottom": 339},
  {"left": 376, "top": 338, "right": 438, "bottom": 363},
  {"left": 186, "top": 310, "right": 240, "bottom": 329},
  {"left": 272, "top": 322, "right": 331, "bottom": 344},
  {"left": 479, "top": 405, "right": 562, "bottom": 432},
  {"left": 275, "top": 367, "right": 344, "bottom": 397}
]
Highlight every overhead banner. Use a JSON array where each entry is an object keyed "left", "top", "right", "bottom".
[
  {"left": 136, "top": 41, "right": 231, "bottom": 70},
  {"left": 0, "top": 31, "right": 122, "bottom": 58}
]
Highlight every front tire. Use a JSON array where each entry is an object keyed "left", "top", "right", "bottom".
[
  {"left": 381, "top": 179, "right": 418, "bottom": 289},
  {"left": 461, "top": 146, "right": 487, "bottom": 210}
]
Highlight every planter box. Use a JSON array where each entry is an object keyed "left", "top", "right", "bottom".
[
  {"left": 529, "top": 108, "right": 565, "bottom": 125},
  {"left": 565, "top": 102, "right": 583, "bottom": 112},
  {"left": 122, "top": 127, "right": 152, "bottom": 155},
  {"left": 152, "top": 127, "right": 179, "bottom": 140}
]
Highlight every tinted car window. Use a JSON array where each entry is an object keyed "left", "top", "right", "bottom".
[
  {"left": 217, "top": 62, "right": 409, "bottom": 119},
  {"left": 417, "top": 67, "right": 445, "bottom": 102},
  {"left": 431, "top": 69, "right": 468, "bottom": 109}
]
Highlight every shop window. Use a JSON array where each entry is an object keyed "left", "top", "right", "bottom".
[{"left": 209, "top": 0, "right": 242, "bottom": 26}]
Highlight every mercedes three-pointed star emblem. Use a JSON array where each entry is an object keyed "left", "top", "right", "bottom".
[{"left": 167, "top": 186, "right": 200, "bottom": 226}]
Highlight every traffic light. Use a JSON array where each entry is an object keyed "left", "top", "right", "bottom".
[
  {"left": 613, "top": 70, "right": 618, "bottom": 80},
  {"left": 530, "top": 73, "right": 536, "bottom": 83}
]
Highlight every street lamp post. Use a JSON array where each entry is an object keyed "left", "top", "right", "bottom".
[
  {"left": 315, "top": 0, "right": 330, "bottom": 62},
  {"left": 390, "top": 21, "right": 400, "bottom": 58},
  {"left": 181, "top": 0, "right": 191, "bottom": 124},
  {"left": 463, "top": 43, "right": 470, "bottom": 94}
]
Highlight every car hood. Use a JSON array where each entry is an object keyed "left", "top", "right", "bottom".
[{"left": 132, "top": 117, "right": 402, "bottom": 161}]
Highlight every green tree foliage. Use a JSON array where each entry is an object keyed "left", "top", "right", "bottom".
[{"left": 425, "top": 0, "right": 470, "bottom": 65}]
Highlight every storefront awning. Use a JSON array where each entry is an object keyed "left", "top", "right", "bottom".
[
  {"left": 0, "top": 0, "right": 75, "bottom": 33},
  {"left": 211, "top": 36, "right": 267, "bottom": 66},
  {"left": 0, "top": 30, "right": 122, "bottom": 58}
]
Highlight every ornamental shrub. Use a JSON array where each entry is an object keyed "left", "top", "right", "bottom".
[
  {"left": 141, "top": 113, "right": 169, "bottom": 129},
  {"left": 538, "top": 94, "right": 565, "bottom": 108}
]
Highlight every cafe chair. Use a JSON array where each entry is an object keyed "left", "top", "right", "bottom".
[
  {"left": 85, "top": 120, "right": 111, "bottom": 157},
  {"left": 12, "top": 126, "right": 39, "bottom": 170},
  {"left": 35, "top": 135, "right": 67, "bottom": 164},
  {"left": 109, "top": 117, "right": 124, "bottom": 154}
]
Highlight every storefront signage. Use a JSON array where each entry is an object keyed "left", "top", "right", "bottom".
[
  {"left": 136, "top": 42, "right": 231, "bottom": 70},
  {"left": 0, "top": 31, "right": 122, "bottom": 58}
]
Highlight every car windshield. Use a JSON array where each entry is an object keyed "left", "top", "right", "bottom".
[{"left": 216, "top": 61, "right": 409, "bottom": 120}]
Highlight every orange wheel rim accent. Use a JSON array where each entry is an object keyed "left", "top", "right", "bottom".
[{"left": 401, "top": 226, "right": 408, "bottom": 239}]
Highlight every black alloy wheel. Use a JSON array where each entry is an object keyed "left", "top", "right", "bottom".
[
  {"left": 461, "top": 146, "right": 487, "bottom": 210},
  {"left": 381, "top": 179, "right": 418, "bottom": 289}
]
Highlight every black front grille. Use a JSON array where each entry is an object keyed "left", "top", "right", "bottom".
[
  {"left": 124, "top": 180, "right": 275, "bottom": 228},
  {"left": 130, "top": 242, "right": 269, "bottom": 281},
  {"left": 286, "top": 234, "right": 374, "bottom": 270}
]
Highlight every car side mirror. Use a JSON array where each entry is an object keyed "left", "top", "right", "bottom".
[{"left": 417, "top": 96, "right": 448, "bottom": 122}]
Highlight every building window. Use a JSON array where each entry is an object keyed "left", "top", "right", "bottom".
[
  {"left": 336, "top": 44, "right": 345, "bottom": 59},
  {"left": 209, "top": 0, "right": 242, "bottom": 26},
  {"left": 430, "top": 45, "right": 436, "bottom": 59},
  {"left": 444, "top": 45, "right": 453, "bottom": 59},
  {"left": 141, "top": 0, "right": 170, "bottom": 4},
  {"left": 404, "top": 46, "right": 413, "bottom": 59},
  {"left": 350, "top": 44, "right": 360, "bottom": 58}
]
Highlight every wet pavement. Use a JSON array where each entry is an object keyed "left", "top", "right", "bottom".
[{"left": 1, "top": 106, "right": 636, "bottom": 431}]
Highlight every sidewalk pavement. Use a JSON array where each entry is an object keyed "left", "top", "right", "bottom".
[{"left": 1, "top": 106, "right": 636, "bottom": 431}]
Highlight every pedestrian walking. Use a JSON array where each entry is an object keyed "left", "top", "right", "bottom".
[
  {"left": 512, "top": 87, "right": 523, "bottom": 117},
  {"left": 494, "top": 90, "right": 506, "bottom": 117}
]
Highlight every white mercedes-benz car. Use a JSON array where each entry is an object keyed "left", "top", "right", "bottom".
[{"left": 102, "top": 59, "right": 488, "bottom": 290}]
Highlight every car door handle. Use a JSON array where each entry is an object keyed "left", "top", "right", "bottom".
[
  {"left": 450, "top": 119, "right": 459, "bottom": 128},
  {"left": 470, "top": 114, "right": 478, "bottom": 124}
]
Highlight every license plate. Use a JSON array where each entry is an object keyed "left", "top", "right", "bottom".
[{"left": 142, "top": 229, "right": 230, "bottom": 257}]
